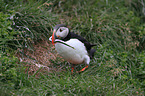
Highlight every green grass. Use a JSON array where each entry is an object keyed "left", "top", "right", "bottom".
[{"left": 0, "top": 0, "right": 145, "bottom": 95}]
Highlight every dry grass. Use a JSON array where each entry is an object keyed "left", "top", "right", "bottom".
[{"left": 16, "top": 40, "right": 64, "bottom": 76}]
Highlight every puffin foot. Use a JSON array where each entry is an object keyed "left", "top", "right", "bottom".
[
  {"left": 77, "top": 65, "right": 88, "bottom": 73},
  {"left": 71, "top": 67, "right": 74, "bottom": 74}
]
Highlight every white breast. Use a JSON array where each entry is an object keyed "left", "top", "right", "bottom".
[{"left": 54, "top": 39, "right": 90, "bottom": 64}]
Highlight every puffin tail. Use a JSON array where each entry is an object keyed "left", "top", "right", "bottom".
[
  {"left": 89, "top": 49, "right": 96, "bottom": 59},
  {"left": 91, "top": 44, "right": 97, "bottom": 47}
]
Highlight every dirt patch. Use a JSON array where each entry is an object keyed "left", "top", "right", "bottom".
[{"left": 16, "top": 40, "right": 64, "bottom": 76}]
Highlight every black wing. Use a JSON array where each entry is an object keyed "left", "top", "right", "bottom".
[{"left": 62, "top": 32, "right": 93, "bottom": 50}]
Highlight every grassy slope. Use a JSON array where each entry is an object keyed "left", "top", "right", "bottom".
[{"left": 1, "top": 0, "right": 145, "bottom": 95}]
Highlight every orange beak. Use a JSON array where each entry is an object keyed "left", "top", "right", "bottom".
[{"left": 52, "top": 30, "right": 55, "bottom": 45}]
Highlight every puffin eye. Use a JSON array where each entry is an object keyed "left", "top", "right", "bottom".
[{"left": 60, "top": 29, "right": 63, "bottom": 32}]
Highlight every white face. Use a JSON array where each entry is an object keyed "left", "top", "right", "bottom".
[{"left": 55, "top": 27, "right": 69, "bottom": 39}]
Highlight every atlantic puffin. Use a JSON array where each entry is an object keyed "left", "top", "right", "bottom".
[{"left": 49, "top": 24, "right": 96, "bottom": 73}]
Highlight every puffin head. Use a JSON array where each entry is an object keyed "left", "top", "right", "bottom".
[{"left": 52, "top": 24, "right": 69, "bottom": 45}]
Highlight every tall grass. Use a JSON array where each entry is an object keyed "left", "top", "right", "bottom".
[{"left": 0, "top": 0, "right": 145, "bottom": 95}]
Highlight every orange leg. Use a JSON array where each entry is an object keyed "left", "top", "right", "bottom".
[
  {"left": 71, "top": 64, "right": 75, "bottom": 74},
  {"left": 78, "top": 65, "right": 88, "bottom": 73},
  {"left": 71, "top": 67, "right": 74, "bottom": 74}
]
